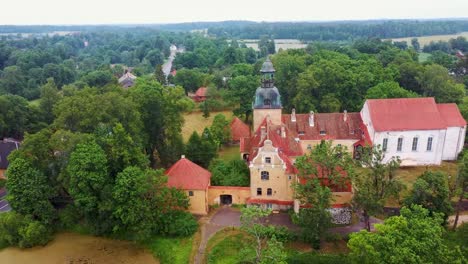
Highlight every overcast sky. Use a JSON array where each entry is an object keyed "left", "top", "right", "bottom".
[{"left": 1, "top": 0, "right": 467, "bottom": 25}]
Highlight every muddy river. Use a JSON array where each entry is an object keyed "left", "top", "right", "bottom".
[{"left": 0, "top": 232, "right": 159, "bottom": 264}]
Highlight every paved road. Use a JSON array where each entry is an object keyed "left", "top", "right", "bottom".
[
  {"left": 162, "top": 46, "right": 177, "bottom": 77},
  {"left": 0, "top": 188, "right": 11, "bottom": 212}
]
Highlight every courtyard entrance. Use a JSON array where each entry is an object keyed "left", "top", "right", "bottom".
[{"left": 220, "top": 195, "right": 232, "bottom": 205}]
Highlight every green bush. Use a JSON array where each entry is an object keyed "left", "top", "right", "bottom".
[
  {"left": 58, "top": 205, "right": 82, "bottom": 230},
  {"left": 0, "top": 212, "right": 53, "bottom": 248},
  {"left": 257, "top": 225, "right": 297, "bottom": 243},
  {"left": 157, "top": 211, "right": 198, "bottom": 237},
  {"left": 0, "top": 179, "right": 6, "bottom": 188},
  {"left": 286, "top": 252, "right": 350, "bottom": 264}
]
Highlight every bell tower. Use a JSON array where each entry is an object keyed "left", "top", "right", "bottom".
[{"left": 253, "top": 57, "right": 282, "bottom": 130}]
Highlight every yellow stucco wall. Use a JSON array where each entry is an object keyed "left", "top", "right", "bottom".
[
  {"left": 250, "top": 140, "right": 295, "bottom": 202},
  {"left": 207, "top": 186, "right": 251, "bottom": 205},
  {"left": 300, "top": 139, "right": 358, "bottom": 154},
  {"left": 186, "top": 189, "right": 208, "bottom": 215},
  {"left": 253, "top": 108, "right": 282, "bottom": 131}
]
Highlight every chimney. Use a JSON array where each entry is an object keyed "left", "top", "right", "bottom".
[
  {"left": 291, "top": 108, "right": 296, "bottom": 122},
  {"left": 261, "top": 126, "right": 267, "bottom": 141},
  {"left": 343, "top": 110, "right": 348, "bottom": 122},
  {"left": 309, "top": 111, "right": 315, "bottom": 127},
  {"left": 281, "top": 126, "right": 286, "bottom": 138},
  {"left": 181, "top": 155, "right": 185, "bottom": 159}
]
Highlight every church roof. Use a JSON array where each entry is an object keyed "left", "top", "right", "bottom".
[
  {"left": 0, "top": 139, "right": 20, "bottom": 170},
  {"left": 165, "top": 156, "right": 211, "bottom": 190},
  {"left": 230, "top": 117, "right": 250, "bottom": 141},
  {"left": 437, "top": 103, "right": 467, "bottom": 127},
  {"left": 260, "top": 57, "right": 275, "bottom": 73},
  {"left": 366, "top": 98, "right": 459, "bottom": 132}
]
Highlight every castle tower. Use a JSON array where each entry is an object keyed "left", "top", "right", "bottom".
[{"left": 253, "top": 57, "right": 282, "bottom": 130}]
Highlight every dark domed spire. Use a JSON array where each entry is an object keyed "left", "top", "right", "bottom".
[{"left": 260, "top": 57, "right": 275, "bottom": 73}]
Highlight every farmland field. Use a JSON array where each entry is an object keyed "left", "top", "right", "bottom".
[
  {"left": 241, "top": 39, "right": 307, "bottom": 52},
  {"left": 389, "top": 31, "right": 468, "bottom": 47}
]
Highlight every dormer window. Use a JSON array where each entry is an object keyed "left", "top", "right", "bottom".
[
  {"left": 320, "top": 130, "right": 326, "bottom": 135},
  {"left": 298, "top": 131, "right": 305, "bottom": 136},
  {"left": 264, "top": 99, "right": 271, "bottom": 106},
  {"left": 265, "top": 157, "right": 271, "bottom": 164}
]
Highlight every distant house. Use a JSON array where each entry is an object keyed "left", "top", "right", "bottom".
[
  {"left": 118, "top": 71, "right": 137, "bottom": 89},
  {"left": 0, "top": 138, "right": 20, "bottom": 179},
  {"left": 230, "top": 117, "right": 250, "bottom": 143},
  {"left": 165, "top": 155, "right": 211, "bottom": 215},
  {"left": 189, "top": 87, "right": 209, "bottom": 102},
  {"left": 456, "top": 50, "right": 465, "bottom": 60}
]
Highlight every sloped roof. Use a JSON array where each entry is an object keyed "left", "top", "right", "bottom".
[
  {"left": 165, "top": 156, "right": 211, "bottom": 190},
  {"left": 230, "top": 117, "right": 250, "bottom": 141},
  {"left": 366, "top": 98, "right": 447, "bottom": 132},
  {"left": 118, "top": 72, "right": 137, "bottom": 83},
  {"left": 437, "top": 103, "right": 467, "bottom": 127},
  {"left": 282, "top": 112, "right": 364, "bottom": 141},
  {"left": 195, "top": 87, "right": 208, "bottom": 97},
  {"left": 0, "top": 139, "right": 20, "bottom": 169}
]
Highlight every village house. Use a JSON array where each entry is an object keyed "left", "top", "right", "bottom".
[
  {"left": 118, "top": 70, "right": 137, "bottom": 88},
  {"left": 189, "top": 87, "right": 209, "bottom": 102}
]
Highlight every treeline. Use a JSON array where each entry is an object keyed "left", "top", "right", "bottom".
[
  {"left": 0, "top": 29, "right": 185, "bottom": 99},
  {"left": 207, "top": 20, "right": 468, "bottom": 41}
]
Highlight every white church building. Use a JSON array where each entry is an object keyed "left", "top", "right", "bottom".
[{"left": 361, "top": 98, "right": 466, "bottom": 166}]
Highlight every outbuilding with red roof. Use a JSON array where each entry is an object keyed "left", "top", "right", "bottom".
[{"left": 165, "top": 155, "right": 211, "bottom": 215}]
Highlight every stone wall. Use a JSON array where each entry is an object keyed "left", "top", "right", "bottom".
[
  {"left": 328, "top": 207, "right": 352, "bottom": 225},
  {"left": 208, "top": 186, "right": 251, "bottom": 205}
]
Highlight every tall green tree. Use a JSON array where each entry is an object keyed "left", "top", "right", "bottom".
[
  {"left": 417, "top": 64, "right": 465, "bottom": 103},
  {"left": 185, "top": 129, "right": 218, "bottom": 168},
  {"left": 154, "top": 64, "right": 166, "bottom": 85},
  {"left": 404, "top": 171, "right": 453, "bottom": 223},
  {"left": 365, "top": 81, "right": 418, "bottom": 99},
  {"left": 39, "top": 78, "right": 61, "bottom": 124},
  {"left": 6, "top": 158, "right": 56, "bottom": 224},
  {"left": 66, "top": 141, "right": 111, "bottom": 234},
  {"left": 453, "top": 153, "right": 468, "bottom": 229},
  {"left": 294, "top": 141, "right": 355, "bottom": 247},
  {"left": 352, "top": 146, "right": 403, "bottom": 231},
  {"left": 210, "top": 114, "right": 231, "bottom": 146},
  {"left": 348, "top": 205, "right": 465, "bottom": 264}
]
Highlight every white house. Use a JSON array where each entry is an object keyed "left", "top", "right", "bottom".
[{"left": 361, "top": 98, "right": 466, "bottom": 166}]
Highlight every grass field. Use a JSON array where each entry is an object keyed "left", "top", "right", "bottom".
[
  {"left": 389, "top": 32, "right": 468, "bottom": 47},
  {"left": 241, "top": 39, "right": 307, "bottom": 52},
  {"left": 418, "top": 52, "right": 431, "bottom": 63},
  {"left": 218, "top": 146, "right": 241, "bottom": 161},
  {"left": 145, "top": 236, "right": 194, "bottom": 264},
  {"left": 182, "top": 110, "right": 233, "bottom": 142}
]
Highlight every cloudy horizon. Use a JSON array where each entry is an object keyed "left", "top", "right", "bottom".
[{"left": 1, "top": 0, "right": 468, "bottom": 25}]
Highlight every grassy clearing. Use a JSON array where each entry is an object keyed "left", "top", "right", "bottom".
[
  {"left": 144, "top": 236, "right": 193, "bottom": 264},
  {"left": 206, "top": 228, "right": 249, "bottom": 264},
  {"left": 218, "top": 145, "right": 241, "bottom": 161},
  {"left": 388, "top": 31, "right": 468, "bottom": 47},
  {"left": 182, "top": 110, "right": 233, "bottom": 142},
  {"left": 241, "top": 39, "right": 307, "bottom": 52},
  {"left": 29, "top": 98, "right": 40, "bottom": 107},
  {"left": 418, "top": 52, "right": 431, "bottom": 63}
]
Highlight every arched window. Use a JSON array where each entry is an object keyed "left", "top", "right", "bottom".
[
  {"left": 412, "top": 136, "right": 419, "bottom": 151},
  {"left": 261, "top": 171, "right": 269, "bottom": 180},
  {"left": 267, "top": 188, "right": 272, "bottom": 196},
  {"left": 397, "top": 137, "right": 403, "bottom": 152}
]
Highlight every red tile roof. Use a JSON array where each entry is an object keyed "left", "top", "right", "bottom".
[
  {"left": 366, "top": 98, "right": 447, "bottom": 132},
  {"left": 282, "top": 112, "right": 364, "bottom": 141},
  {"left": 195, "top": 87, "right": 208, "bottom": 97},
  {"left": 165, "top": 156, "right": 211, "bottom": 190},
  {"left": 437, "top": 103, "right": 467, "bottom": 127},
  {"left": 230, "top": 117, "right": 250, "bottom": 141}
]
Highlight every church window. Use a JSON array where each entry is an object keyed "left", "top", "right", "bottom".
[
  {"left": 261, "top": 171, "right": 269, "bottom": 180},
  {"left": 412, "top": 137, "right": 418, "bottom": 151},
  {"left": 427, "top": 137, "right": 433, "bottom": 151},
  {"left": 382, "top": 138, "right": 388, "bottom": 152},
  {"left": 397, "top": 137, "right": 403, "bottom": 152}
]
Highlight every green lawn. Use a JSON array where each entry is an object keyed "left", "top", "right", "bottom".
[
  {"left": 206, "top": 229, "right": 249, "bottom": 264},
  {"left": 144, "top": 236, "right": 194, "bottom": 264},
  {"left": 418, "top": 52, "right": 431, "bottom": 63},
  {"left": 182, "top": 110, "right": 233, "bottom": 142}
]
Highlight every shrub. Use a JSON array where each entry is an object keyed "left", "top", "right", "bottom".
[
  {"left": 286, "top": 252, "right": 350, "bottom": 264},
  {"left": 0, "top": 212, "right": 53, "bottom": 248},
  {"left": 257, "top": 225, "right": 296, "bottom": 243},
  {"left": 0, "top": 179, "right": 5, "bottom": 188},
  {"left": 58, "top": 204, "right": 82, "bottom": 230},
  {"left": 157, "top": 211, "right": 198, "bottom": 237}
]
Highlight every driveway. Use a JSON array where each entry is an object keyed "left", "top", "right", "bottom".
[{"left": 0, "top": 188, "right": 11, "bottom": 212}]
